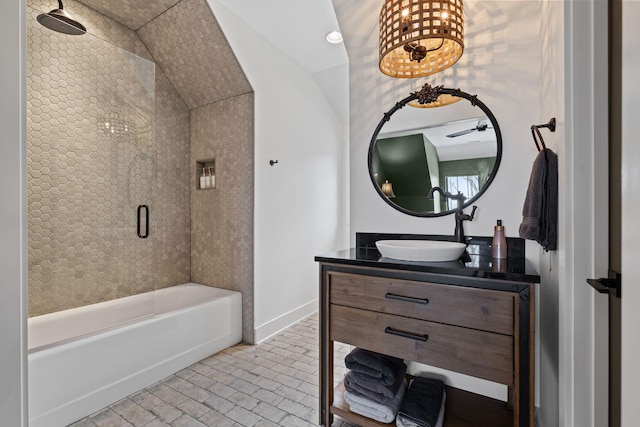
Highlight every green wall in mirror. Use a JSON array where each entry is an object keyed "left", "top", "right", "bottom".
[{"left": 373, "top": 134, "right": 434, "bottom": 212}]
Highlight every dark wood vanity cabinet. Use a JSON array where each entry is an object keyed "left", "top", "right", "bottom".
[{"left": 318, "top": 263, "right": 536, "bottom": 427}]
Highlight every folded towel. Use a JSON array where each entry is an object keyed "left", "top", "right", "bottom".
[
  {"left": 344, "top": 378, "right": 406, "bottom": 423},
  {"left": 345, "top": 348, "right": 406, "bottom": 386},
  {"left": 397, "top": 377, "right": 445, "bottom": 427},
  {"left": 397, "top": 391, "right": 445, "bottom": 427},
  {"left": 344, "top": 361, "right": 407, "bottom": 404},
  {"left": 519, "top": 148, "right": 558, "bottom": 251}
]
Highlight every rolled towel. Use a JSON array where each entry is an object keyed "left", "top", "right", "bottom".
[
  {"left": 344, "top": 360, "right": 407, "bottom": 405},
  {"left": 345, "top": 347, "right": 405, "bottom": 386},
  {"left": 344, "top": 378, "right": 407, "bottom": 424},
  {"left": 397, "top": 391, "right": 445, "bottom": 427},
  {"left": 397, "top": 377, "right": 445, "bottom": 427}
]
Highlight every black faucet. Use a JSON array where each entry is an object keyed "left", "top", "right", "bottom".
[{"left": 427, "top": 186, "right": 477, "bottom": 244}]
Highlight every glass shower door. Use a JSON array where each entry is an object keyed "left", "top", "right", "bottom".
[{"left": 27, "top": 10, "right": 157, "bottom": 325}]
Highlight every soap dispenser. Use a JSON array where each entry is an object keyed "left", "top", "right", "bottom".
[{"left": 492, "top": 220, "right": 507, "bottom": 259}]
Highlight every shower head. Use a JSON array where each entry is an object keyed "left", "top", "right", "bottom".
[{"left": 37, "top": 0, "right": 86, "bottom": 36}]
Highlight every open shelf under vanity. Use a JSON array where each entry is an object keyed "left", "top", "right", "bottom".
[{"left": 331, "top": 378, "right": 513, "bottom": 427}]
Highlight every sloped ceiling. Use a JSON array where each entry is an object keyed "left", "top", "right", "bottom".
[
  {"left": 79, "top": 0, "right": 347, "bottom": 117},
  {"left": 216, "top": 0, "right": 348, "bottom": 75},
  {"left": 213, "top": 0, "right": 349, "bottom": 125},
  {"left": 80, "top": 0, "right": 252, "bottom": 109},
  {"left": 137, "top": 0, "right": 252, "bottom": 109},
  {"left": 77, "top": 0, "right": 182, "bottom": 30}
]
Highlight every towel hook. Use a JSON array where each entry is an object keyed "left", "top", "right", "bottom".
[{"left": 531, "top": 117, "right": 556, "bottom": 152}]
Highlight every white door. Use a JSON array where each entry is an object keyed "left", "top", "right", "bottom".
[{"left": 620, "top": 0, "right": 640, "bottom": 424}]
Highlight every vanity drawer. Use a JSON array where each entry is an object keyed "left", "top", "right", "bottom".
[
  {"left": 330, "top": 305, "right": 514, "bottom": 386},
  {"left": 329, "top": 272, "right": 514, "bottom": 335}
]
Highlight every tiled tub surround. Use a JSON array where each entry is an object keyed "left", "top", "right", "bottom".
[
  {"left": 190, "top": 94, "right": 255, "bottom": 343},
  {"left": 27, "top": 0, "right": 255, "bottom": 342},
  {"left": 27, "top": 0, "right": 191, "bottom": 316},
  {"left": 28, "top": 283, "right": 242, "bottom": 427},
  {"left": 135, "top": 0, "right": 252, "bottom": 110}
]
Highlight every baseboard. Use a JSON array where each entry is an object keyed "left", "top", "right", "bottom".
[{"left": 254, "top": 299, "right": 318, "bottom": 344}]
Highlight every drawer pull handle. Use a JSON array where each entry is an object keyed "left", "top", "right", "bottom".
[
  {"left": 384, "top": 327, "right": 429, "bottom": 342},
  {"left": 385, "top": 293, "right": 429, "bottom": 305}
]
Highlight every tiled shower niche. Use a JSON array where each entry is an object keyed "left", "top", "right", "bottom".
[{"left": 196, "top": 158, "right": 216, "bottom": 190}]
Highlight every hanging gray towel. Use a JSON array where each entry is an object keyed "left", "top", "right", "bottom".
[{"left": 519, "top": 148, "right": 558, "bottom": 251}]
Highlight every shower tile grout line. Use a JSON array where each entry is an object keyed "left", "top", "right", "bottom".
[{"left": 69, "top": 313, "right": 355, "bottom": 427}]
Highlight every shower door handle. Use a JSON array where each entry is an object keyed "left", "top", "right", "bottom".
[{"left": 137, "top": 204, "right": 149, "bottom": 238}]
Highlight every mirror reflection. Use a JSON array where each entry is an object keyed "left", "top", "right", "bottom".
[{"left": 369, "top": 87, "right": 502, "bottom": 217}]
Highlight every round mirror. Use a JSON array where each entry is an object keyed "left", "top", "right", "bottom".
[{"left": 368, "top": 85, "right": 502, "bottom": 217}]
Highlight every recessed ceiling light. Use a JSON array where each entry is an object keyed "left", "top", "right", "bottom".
[{"left": 325, "top": 31, "right": 343, "bottom": 44}]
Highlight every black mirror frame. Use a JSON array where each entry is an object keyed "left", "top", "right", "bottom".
[{"left": 368, "top": 84, "right": 503, "bottom": 217}]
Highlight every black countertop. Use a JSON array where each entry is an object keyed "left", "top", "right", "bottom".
[{"left": 315, "top": 233, "right": 540, "bottom": 284}]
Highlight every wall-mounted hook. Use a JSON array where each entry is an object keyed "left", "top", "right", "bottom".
[
  {"left": 269, "top": 160, "right": 278, "bottom": 166},
  {"left": 533, "top": 117, "right": 556, "bottom": 132},
  {"left": 531, "top": 117, "right": 556, "bottom": 152}
]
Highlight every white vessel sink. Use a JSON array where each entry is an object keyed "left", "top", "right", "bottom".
[{"left": 375, "top": 240, "right": 466, "bottom": 262}]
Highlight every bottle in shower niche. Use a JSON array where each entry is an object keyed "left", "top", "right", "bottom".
[
  {"left": 205, "top": 167, "right": 212, "bottom": 189},
  {"left": 209, "top": 166, "right": 215, "bottom": 188},
  {"left": 492, "top": 219, "right": 507, "bottom": 259},
  {"left": 199, "top": 167, "right": 208, "bottom": 189}
]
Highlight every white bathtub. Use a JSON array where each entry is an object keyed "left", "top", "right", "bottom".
[{"left": 28, "top": 283, "right": 242, "bottom": 427}]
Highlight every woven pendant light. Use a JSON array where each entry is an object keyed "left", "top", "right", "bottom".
[{"left": 379, "top": 0, "right": 464, "bottom": 78}]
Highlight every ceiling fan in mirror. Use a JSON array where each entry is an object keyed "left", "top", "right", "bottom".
[{"left": 446, "top": 119, "right": 492, "bottom": 138}]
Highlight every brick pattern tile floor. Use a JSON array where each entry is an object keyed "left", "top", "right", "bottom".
[{"left": 69, "top": 314, "right": 357, "bottom": 427}]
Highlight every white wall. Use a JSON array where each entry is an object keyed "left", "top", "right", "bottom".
[
  {"left": 206, "top": 0, "right": 349, "bottom": 342},
  {"left": 0, "top": 0, "right": 28, "bottom": 424},
  {"left": 340, "top": 1, "right": 543, "bottom": 245},
  {"left": 537, "top": 1, "right": 564, "bottom": 425}
]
